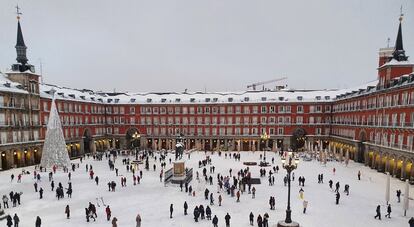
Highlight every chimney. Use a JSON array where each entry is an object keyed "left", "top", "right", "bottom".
[{"left": 378, "top": 47, "right": 394, "bottom": 67}]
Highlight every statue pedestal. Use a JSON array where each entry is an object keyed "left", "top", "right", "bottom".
[
  {"left": 275, "top": 221, "right": 300, "bottom": 227},
  {"left": 171, "top": 161, "right": 186, "bottom": 184}
]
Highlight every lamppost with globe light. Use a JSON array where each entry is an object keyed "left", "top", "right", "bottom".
[
  {"left": 260, "top": 132, "right": 270, "bottom": 161},
  {"left": 131, "top": 131, "right": 140, "bottom": 160},
  {"left": 277, "top": 152, "right": 300, "bottom": 227}
]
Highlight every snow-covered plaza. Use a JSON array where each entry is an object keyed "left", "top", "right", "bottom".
[{"left": 0, "top": 151, "right": 413, "bottom": 227}]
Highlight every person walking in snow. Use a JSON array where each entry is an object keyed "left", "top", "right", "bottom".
[
  {"left": 170, "top": 204, "right": 174, "bottom": 218},
  {"left": 257, "top": 215, "right": 263, "bottom": 227},
  {"left": 329, "top": 180, "right": 333, "bottom": 189},
  {"left": 397, "top": 189, "right": 401, "bottom": 203},
  {"left": 184, "top": 201, "right": 188, "bottom": 215},
  {"left": 106, "top": 206, "right": 111, "bottom": 221},
  {"left": 385, "top": 204, "right": 391, "bottom": 218},
  {"left": 194, "top": 206, "right": 200, "bottom": 222},
  {"left": 335, "top": 192, "right": 340, "bottom": 205},
  {"left": 303, "top": 200, "right": 308, "bottom": 214},
  {"left": 344, "top": 184, "right": 350, "bottom": 195},
  {"left": 39, "top": 188, "right": 43, "bottom": 199},
  {"left": 136, "top": 213, "right": 142, "bottom": 227},
  {"left": 206, "top": 206, "right": 212, "bottom": 220},
  {"left": 212, "top": 215, "right": 218, "bottom": 227},
  {"left": 358, "top": 170, "right": 361, "bottom": 180},
  {"left": 35, "top": 216, "right": 42, "bottom": 227},
  {"left": 6, "top": 215, "right": 13, "bottom": 227},
  {"left": 219, "top": 194, "right": 222, "bottom": 206},
  {"left": 335, "top": 182, "right": 340, "bottom": 193},
  {"left": 252, "top": 187, "right": 256, "bottom": 199},
  {"left": 65, "top": 205, "right": 70, "bottom": 219},
  {"left": 374, "top": 205, "right": 381, "bottom": 220},
  {"left": 111, "top": 217, "right": 118, "bottom": 227},
  {"left": 225, "top": 213, "right": 231, "bottom": 227},
  {"left": 409, "top": 217, "right": 414, "bottom": 227},
  {"left": 3, "top": 195, "right": 9, "bottom": 208},
  {"left": 249, "top": 212, "right": 254, "bottom": 225},
  {"left": 299, "top": 188, "right": 304, "bottom": 200},
  {"left": 13, "top": 213, "right": 19, "bottom": 227}
]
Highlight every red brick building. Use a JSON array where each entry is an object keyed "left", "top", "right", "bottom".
[{"left": 1, "top": 16, "right": 414, "bottom": 181}]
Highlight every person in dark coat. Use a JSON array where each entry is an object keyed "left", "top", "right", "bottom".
[
  {"left": 193, "top": 206, "right": 199, "bottom": 222},
  {"left": 6, "top": 215, "right": 13, "bottom": 227},
  {"left": 397, "top": 190, "right": 401, "bottom": 203},
  {"left": 13, "top": 213, "right": 19, "bottom": 227},
  {"left": 385, "top": 204, "right": 391, "bottom": 218},
  {"left": 170, "top": 204, "right": 173, "bottom": 218},
  {"left": 257, "top": 215, "right": 263, "bottom": 227},
  {"left": 409, "top": 217, "right": 414, "bottom": 227},
  {"left": 225, "top": 213, "right": 231, "bottom": 227},
  {"left": 199, "top": 205, "right": 205, "bottom": 220},
  {"left": 206, "top": 206, "right": 212, "bottom": 220},
  {"left": 35, "top": 216, "right": 42, "bottom": 227},
  {"left": 374, "top": 205, "right": 381, "bottom": 220},
  {"left": 249, "top": 212, "right": 254, "bottom": 225},
  {"left": 335, "top": 192, "right": 340, "bottom": 205},
  {"left": 106, "top": 206, "right": 111, "bottom": 221},
  {"left": 212, "top": 215, "right": 218, "bottom": 227},
  {"left": 184, "top": 201, "right": 188, "bottom": 215},
  {"left": 39, "top": 188, "right": 43, "bottom": 199}
]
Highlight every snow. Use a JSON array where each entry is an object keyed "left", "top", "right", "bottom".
[
  {"left": 1, "top": 151, "right": 413, "bottom": 227},
  {"left": 0, "top": 73, "right": 28, "bottom": 94},
  {"left": 380, "top": 59, "right": 414, "bottom": 68},
  {"left": 39, "top": 83, "right": 342, "bottom": 104}
]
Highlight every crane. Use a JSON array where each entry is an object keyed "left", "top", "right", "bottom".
[{"left": 247, "top": 77, "right": 288, "bottom": 91}]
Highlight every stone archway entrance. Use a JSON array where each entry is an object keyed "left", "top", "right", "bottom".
[
  {"left": 126, "top": 128, "right": 141, "bottom": 149},
  {"left": 358, "top": 131, "right": 367, "bottom": 163},
  {"left": 83, "top": 129, "right": 92, "bottom": 154},
  {"left": 1, "top": 152, "right": 8, "bottom": 170},
  {"left": 291, "top": 128, "right": 307, "bottom": 151}
]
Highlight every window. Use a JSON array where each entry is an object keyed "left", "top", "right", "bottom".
[
  {"left": 43, "top": 101, "right": 48, "bottom": 111},
  {"left": 315, "top": 128, "right": 322, "bottom": 135},
  {"left": 277, "top": 127, "right": 284, "bottom": 135},
  {"left": 297, "top": 105, "right": 303, "bottom": 113}
]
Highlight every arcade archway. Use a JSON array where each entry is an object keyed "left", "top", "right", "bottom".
[
  {"left": 126, "top": 128, "right": 141, "bottom": 149},
  {"left": 83, "top": 129, "right": 92, "bottom": 154}
]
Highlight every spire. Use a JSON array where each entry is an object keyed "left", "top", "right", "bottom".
[
  {"left": 392, "top": 8, "right": 408, "bottom": 61},
  {"left": 15, "top": 5, "right": 28, "bottom": 65}
]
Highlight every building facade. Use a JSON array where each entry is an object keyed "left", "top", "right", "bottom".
[{"left": 1, "top": 16, "right": 414, "bottom": 181}]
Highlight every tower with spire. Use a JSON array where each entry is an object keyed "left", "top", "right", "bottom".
[
  {"left": 377, "top": 11, "right": 414, "bottom": 89},
  {"left": 6, "top": 5, "right": 40, "bottom": 109},
  {"left": 11, "top": 5, "right": 35, "bottom": 73}
]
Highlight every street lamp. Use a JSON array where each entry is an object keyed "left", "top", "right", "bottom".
[
  {"left": 278, "top": 152, "right": 300, "bottom": 227},
  {"left": 260, "top": 132, "right": 270, "bottom": 160},
  {"left": 131, "top": 131, "right": 140, "bottom": 159}
]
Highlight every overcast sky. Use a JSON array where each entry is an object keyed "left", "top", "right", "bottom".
[{"left": 0, "top": 0, "right": 413, "bottom": 93}]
